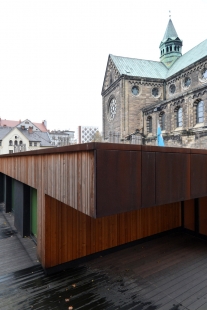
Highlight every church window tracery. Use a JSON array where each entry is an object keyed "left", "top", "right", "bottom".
[
  {"left": 159, "top": 112, "right": 165, "bottom": 131},
  {"left": 108, "top": 97, "right": 117, "bottom": 121},
  {"left": 196, "top": 100, "right": 204, "bottom": 123},
  {"left": 169, "top": 84, "right": 176, "bottom": 94},
  {"left": 176, "top": 107, "right": 183, "bottom": 127},
  {"left": 152, "top": 87, "right": 159, "bottom": 97},
  {"left": 184, "top": 77, "right": 191, "bottom": 88},
  {"left": 147, "top": 116, "right": 152, "bottom": 133},
  {"left": 131, "top": 86, "right": 139, "bottom": 96}
]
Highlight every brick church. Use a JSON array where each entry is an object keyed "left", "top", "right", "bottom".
[{"left": 102, "top": 18, "right": 207, "bottom": 148}]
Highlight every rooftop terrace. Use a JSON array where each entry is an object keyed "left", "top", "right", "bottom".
[{"left": 1, "top": 203, "right": 207, "bottom": 310}]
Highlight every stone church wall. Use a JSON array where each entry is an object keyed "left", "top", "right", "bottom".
[
  {"left": 127, "top": 80, "right": 164, "bottom": 135},
  {"left": 102, "top": 79, "right": 122, "bottom": 141},
  {"left": 102, "top": 52, "right": 207, "bottom": 148}
]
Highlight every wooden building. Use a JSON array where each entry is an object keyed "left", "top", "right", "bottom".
[{"left": 0, "top": 143, "right": 207, "bottom": 272}]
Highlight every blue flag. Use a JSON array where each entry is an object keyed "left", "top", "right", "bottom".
[{"left": 157, "top": 123, "right": 165, "bottom": 146}]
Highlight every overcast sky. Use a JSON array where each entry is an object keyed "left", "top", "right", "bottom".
[{"left": 0, "top": 0, "right": 206, "bottom": 136}]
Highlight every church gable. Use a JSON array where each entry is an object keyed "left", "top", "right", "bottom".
[{"left": 102, "top": 56, "right": 121, "bottom": 93}]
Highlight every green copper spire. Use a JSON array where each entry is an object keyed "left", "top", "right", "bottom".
[
  {"left": 162, "top": 19, "right": 178, "bottom": 41},
  {"left": 159, "top": 19, "right": 182, "bottom": 68}
]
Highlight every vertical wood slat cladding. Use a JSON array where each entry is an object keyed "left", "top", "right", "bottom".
[
  {"left": 0, "top": 151, "right": 95, "bottom": 217},
  {"left": 184, "top": 199, "right": 195, "bottom": 231},
  {"left": 199, "top": 197, "right": 207, "bottom": 236},
  {"left": 45, "top": 195, "right": 181, "bottom": 268},
  {"left": 0, "top": 151, "right": 95, "bottom": 267}
]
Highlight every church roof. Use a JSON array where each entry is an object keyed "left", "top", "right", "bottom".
[
  {"left": 167, "top": 39, "right": 207, "bottom": 78},
  {"left": 162, "top": 19, "right": 178, "bottom": 42},
  {"left": 110, "top": 39, "right": 207, "bottom": 80},
  {"left": 110, "top": 55, "right": 168, "bottom": 79}
]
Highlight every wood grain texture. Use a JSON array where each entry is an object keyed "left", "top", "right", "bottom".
[
  {"left": 0, "top": 151, "right": 95, "bottom": 267},
  {"left": 45, "top": 195, "right": 181, "bottom": 268}
]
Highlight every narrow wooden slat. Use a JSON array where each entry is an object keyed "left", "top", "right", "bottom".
[
  {"left": 44, "top": 196, "right": 182, "bottom": 268},
  {"left": 45, "top": 194, "right": 51, "bottom": 268}
]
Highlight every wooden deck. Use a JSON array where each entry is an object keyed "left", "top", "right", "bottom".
[{"left": 1, "top": 205, "right": 207, "bottom": 309}]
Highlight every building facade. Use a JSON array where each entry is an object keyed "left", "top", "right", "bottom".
[
  {"left": 77, "top": 126, "right": 99, "bottom": 143},
  {"left": 49, "top": 130, "right": 75, "bottom": 146},
  {"left": 102, "top": 19, "right": 207, "bottom": 148},
  {"left": 0, "top": 119, "right": 53, "bottom": 154}
]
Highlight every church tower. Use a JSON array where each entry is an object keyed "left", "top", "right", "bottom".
[{"left": 159, "top": 19, "right": 182, "bottom": 68}]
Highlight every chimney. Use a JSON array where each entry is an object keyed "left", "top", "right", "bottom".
[
  {"left": 28, "top": 126, "right": 33, "bottom": 134},
  {"left": 42, "top": 120, "right": 47, "bottom": 129},
  {"left": 19, "top": 119, "right": 21, "bottom": 124}
]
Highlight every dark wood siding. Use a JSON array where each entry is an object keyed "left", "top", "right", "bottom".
[
  {"left": 96, "top": 149, "right": 141, "bottom": 217},
  {"left": 45, "top": 195, "right": 181, "bottom": 268},
  {"left": 1, "top": 143, "right": 207, "bottom": 268},
  {"left": 191, "top": 154, "right": 207, "bottom": 198}
]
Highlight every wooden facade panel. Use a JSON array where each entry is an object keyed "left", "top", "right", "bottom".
[
  {"left": 142, "top": 152, "right": 156, "bottom": 208},
  {"left": 96, "top": 150, "right": 141, "bottom": 217},
  {"left": 191, "top": 154, "right": 207, "bottom": 198},
  {"left": 0, "top": 150, "right": 95, "bottom": 268},
  {"left": 45, "top": 195, "right": 181, "bottom": 268},
  {"left": 184, "top": 199, "right": 195, "bottom": 231},
  {"left": 156, "top": 153, "right": 190, "bottom": 205},
  {"left": 199, "top": 196, "right": 207, "bottom": 236},
  {"left": 2, "top": 143, "right": 207, "bottom": 270},
  {"left": 0, "top": 151, "right": 95, "bottom": 217}
]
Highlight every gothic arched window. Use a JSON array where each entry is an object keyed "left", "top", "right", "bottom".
[
  {"left": 177, "top": 107, "right": 183, "bottom": 127},
  {"left": 9, "top": 140, "right": 13, "bottom": 146},
  {"left": 147, "top": 116, "right": 152, "bottom": 133},
  {"left": 197, "top": 100, "right": 204, "bottom": 123},
  {"left": 159, "top": 112, "right": 165, "bottom": 131}
]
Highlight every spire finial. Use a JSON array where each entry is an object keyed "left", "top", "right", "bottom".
[{"left": 169, "top": 10, "right": 171, "bottom": 19}]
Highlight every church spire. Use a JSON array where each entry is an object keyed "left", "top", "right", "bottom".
[
  {"left": 159, "top": 18, "right": 182, "bottom": 68},
  {"left": 162, "top": 19, "right": 178, "bottom": 42}
]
